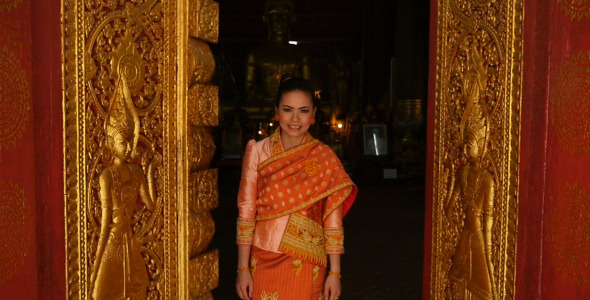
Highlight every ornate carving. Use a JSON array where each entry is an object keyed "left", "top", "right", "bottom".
[
  {"left": 189, "top": 168, "right": 219, "bottom": 212},
  {"left": 0, "top": 45, "right": 30, "bottom": 152},
  {"left": 188, "top": 210, "right": 215, "bottom": 259},
  {"left": 64, "top": 0, "right": 178, "bottom": 298},
  {"left": 0, "top": 180, "right": 31, "bottom": 287},
  {"left": 187, "top": 126, "right": 215, "bottom": 172},
  {"left": 65, "top": 0, "right": 219, "bottom": 297},
  {"left": 443, "top": 48, "right": 496, "bottom": 299},
  {"left": 89, "top": 73, "right": 162, "bottom": 299},
  {"left": 187, "top": 38, "right": 216, "bottom": 86},
  {"left": 187, "top": 84, "right": 219, "bottom": 127},
  {"left": 546, "top": 182, "right": 590, "bottom": 285},
  {"left": 432, "top": 0, "right": 523, "bottom": 299},
  {"left": 188, "top": 250, "right": 219, "bottom": 298},
  {"left": 550, "top": 50, "right": 590, "bottom": 155},
  {"left": 558, "top": 0, "right": 590, "bottom": 20},
  {"left": 188, "top": 0, "right": 219, "bottom": 43}
]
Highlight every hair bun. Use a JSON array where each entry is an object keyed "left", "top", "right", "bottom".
[{"left": 280, "top": 73, "right": 296, "bottom": 83}]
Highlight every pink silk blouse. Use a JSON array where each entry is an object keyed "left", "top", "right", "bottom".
[{"left": 237, "top": 138, "right": 343, "bottom": 253}]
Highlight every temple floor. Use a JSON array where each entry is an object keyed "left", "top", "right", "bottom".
[{"left": 210, "top": 166, "right": 425, "bottom": 299}]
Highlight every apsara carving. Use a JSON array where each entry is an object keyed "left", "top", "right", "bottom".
[{"left": 432, "top": 0, "right": 523, "bottom": 299}]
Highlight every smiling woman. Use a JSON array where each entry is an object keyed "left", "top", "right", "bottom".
[
  {"left": 275, "top": 78, "right": 317, "bottom": 149},
  {"left": 235, "top": 75, "right": 358, "bottom": 300}
]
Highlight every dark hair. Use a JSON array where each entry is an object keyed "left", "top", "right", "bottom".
[{"left": 275, "top": 74, "right": 316, "bottom": 107}]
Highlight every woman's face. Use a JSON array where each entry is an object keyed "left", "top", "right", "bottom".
[{"left": 276, "top": 90, "right": 316, "bottom": 141}]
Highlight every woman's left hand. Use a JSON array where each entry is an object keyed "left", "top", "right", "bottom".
[{"left": 324, "top": 274, "right": 341, "bottom": 300}]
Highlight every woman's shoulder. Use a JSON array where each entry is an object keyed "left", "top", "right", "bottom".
[
  {"left": 313, "top": 140, "right": 337, "bottom": 153},
  {"left": 247, "top": 137, "right": 271, "bottom": 151}
]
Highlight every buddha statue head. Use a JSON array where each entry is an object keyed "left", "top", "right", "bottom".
[{"left": 263, "top": 0, "right": 295, "bottom": 41}]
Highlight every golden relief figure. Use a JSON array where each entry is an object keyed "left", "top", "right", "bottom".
[
  {"left": 90, "top": 77, "right": 161, "bottom": 299},
  {"left": 443, "top": 49, "right": 495, "bottom": 299},
  {"left": 245, "top": 0, "right": 310, "bottom": 114},
  {"left": 431, "top": 1, "right": 523, "bottom": 299},
  {"left": 64, "top": 0, "right": 218, "bottom": 297}
]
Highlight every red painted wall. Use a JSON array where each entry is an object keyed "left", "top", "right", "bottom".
[
  {"left": 528, "top": 1, "right": 590, "bottom": 298},
  {"left": 31, "top": 0, "right": 65, "bottom": 298},
  {"left": 0, "top": 0, "right": 38, "bottom": 298},
  {"left": 0, "top": 0, "right": 64, "bottom": 298}
]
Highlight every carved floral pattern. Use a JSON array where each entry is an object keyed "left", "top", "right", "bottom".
[
  {"left": 546, "top": 182, "right": 590, "bottom": 285},
  {"left": 550, "top": 51, "right": 590, "bottom": 155},
  {"left": 558, "top": 0, "right": 590, "bottom": 20},
  {"left": 0, "top": 0, "right": 22, "bottom": 13},
  {"left": 0, "top": 180, "right": 30, "bottom": 287},
  {"left": 0, "top": 46, "right": 30, "bottom": 152}
]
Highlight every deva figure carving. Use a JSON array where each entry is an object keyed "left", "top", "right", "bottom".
[
  {"left": 90, "top": 77, "right": 161, "bottom": 300},
  {"left": 444, "top": 49, "right": 495, "bottom": 299}
]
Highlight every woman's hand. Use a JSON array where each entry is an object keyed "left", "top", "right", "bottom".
[
  {"left": 324, "top": 273, "right": 341, "bottom": 300},
  {"left": 236, "top": 271, "right": 254, "bottom": 300}
]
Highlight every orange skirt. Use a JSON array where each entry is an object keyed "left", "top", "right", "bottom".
[{"left": 250, "top": 246, "right": 326, "bottom": 300}]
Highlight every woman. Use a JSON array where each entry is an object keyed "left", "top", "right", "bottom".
[{"left": 235, "top": 75, "right": 357, "bottom": 300}]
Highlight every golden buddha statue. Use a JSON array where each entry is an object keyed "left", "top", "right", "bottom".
[
  {"left": 444, "top": 49, "right": 495, "bottom": 299},
  {"left": 244, "top": 0, "right": 310, "bottom": 117},
  {"left": 90, "top": 77, "right": 160, "bottom": 300}
]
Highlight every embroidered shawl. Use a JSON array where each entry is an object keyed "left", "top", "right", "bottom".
[{"left": 255, "top": 130, "right": 357, "bottom": 222}]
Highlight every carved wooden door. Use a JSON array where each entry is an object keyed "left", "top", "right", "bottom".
[
  {"left": 424, "top": 1, "right": 523, "bottom": 299},
  {"left": 62, "top": 0, "right": 220, "bottom": 298}
]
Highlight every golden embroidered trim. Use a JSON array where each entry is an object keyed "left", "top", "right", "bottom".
[
  {"left": 292, "top": 258, "right": 303, "bottom": 276},
  {"left": 250, "top": 257, "right": 258, "bottom": 275},
  {"left": 261, "top": 291, "right": 280, "bottom": 300},
  {"left": 324, "top": 227, "right": 344, "bottom": 254},
  {"left": 279, "top": 213, "right": 327, "bottom": 267},
  {"left": 312, "top": 265, "right": 320, "bottom": 282},
  {"left": 323, "top": 186, "right": 354, "bottom": 219},
  {"left": 305, "top": 158, "right": 319, "bottom": 176},
  {"left": 236, "top": 217, "right": 255, "bottom": 244},
  {"left": 256, "top": 182, "right": 354, "bottom": 221},
  {"left": 260, "top": 130, "right": 318, "bottom": 170}
]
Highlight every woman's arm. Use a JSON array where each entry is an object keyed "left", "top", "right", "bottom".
[
  {"left": 324, "top": 206, "right": 343, "bottom": 300},
  {"left": 324, "top": 254, "right": 342, "bottom": 300},
  {"left": 235, "top": 140, "right": 259, "bottom": 300},
  {"left": 236, "top": 244, "right": 254, "bottom": 300}
]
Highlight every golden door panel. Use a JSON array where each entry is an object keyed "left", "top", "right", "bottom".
[
  {"left": 431, "top": 0, "right": 523, "bottom": 299},
  {"left": 63, "top": 0, "right": 219, "bottom": 298}
]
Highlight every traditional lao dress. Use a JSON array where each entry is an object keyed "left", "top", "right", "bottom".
[{"left": 237, "top": 130, "right": 357, "bottom": 300}]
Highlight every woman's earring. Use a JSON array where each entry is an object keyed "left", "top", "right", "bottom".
[
  {"left": 274, "top": 114, "right": 280, "bottom": 121},
  {"left": 310, "top": 118, "right": 316, "bottom": 125}
]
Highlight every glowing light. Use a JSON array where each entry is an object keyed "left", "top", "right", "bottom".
[
  {"left": 258, "top": 130, "right": 263, "bottom": 135},
  {"left": 337, "top": 123, "right": 343, "bottom": 129},
  {"left": 288, "top": 41, "right": 298, "bottom": 45},
  {"left": 314, "top": 90, "right": 322, "bottom": 100},
  {"left": 269, "top": 122, "right": 274, "bottom": 127}
]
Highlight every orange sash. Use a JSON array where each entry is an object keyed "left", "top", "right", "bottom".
[{"left": 255, "top": 132, "right": 357, "bottom": 222}]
